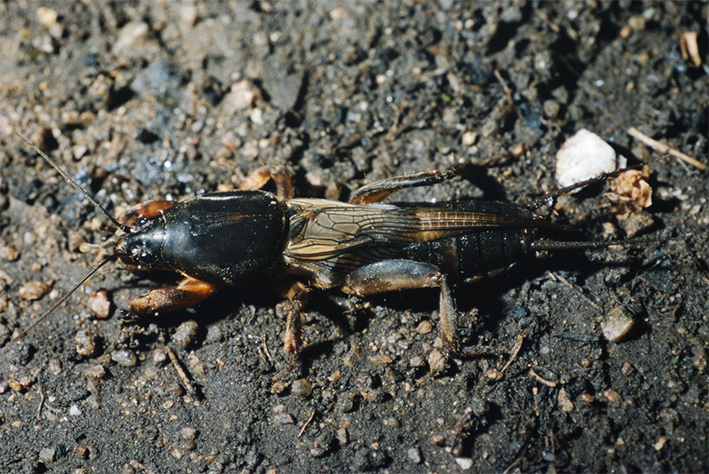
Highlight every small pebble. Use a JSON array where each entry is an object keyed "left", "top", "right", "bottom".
[
  {"left": 74, "top": 445, "right": 90, "bottom": 459},
  {"left": 555, "top": 129, "right": 625, "bottom": 188},
  {"left": 512, "top": 143, "right": 525, "bottom": 157},
  {"left": 8, "top": 378, "right": 25, "bottom": 392},
  {"left": 36, "top": 7, "right": 58, "bottom": 28},
  {"left": 543, "top": 99, "right": 560, "bottom": 119},
  {"left": 111, "top": 349, "right": 137, "bottom": 367},
  {"left": 370, "top": 354, "right": 392, "bottom": 366},
  {"left": 578, "top": 393, "right": 594, "bottom": 404},
  {"left": 152, "top": 348, "right": 168, "bottom": 366},
  {"left": 112, "top": 21, "right": 149, "bottom": 54},
  {"left": 225, "top": 80, "right": 256, "bottom": 112},
  {"left": 38, "top": 446, "right": 56, "bottom": 464},
  {"left": 291, "top": 378, "right": 313, "bottom": 397},
  {"left": 48, "top": 358, "right": 62, "bottom": 375},
  {"left": 336, "top": 427, "right": 349, "bottom": 446},
  {"left": 455, "top": 457, "right": 473, "bottom": 470},
  {"left": 180, "top": 427, "right": 198, "bottom": 440},
  {"left": 18, "top": 281, "right": 52, "bottom": 300},
  {"left": 88, "top": 289, "right": 111, "bottom": 319},
  {"left": 310, "top": 435, "right": 331, "bottom": 457},
  {"left": 69, "top": 405, "right": 81, "bottom": 416},
  {"left": 338, "top": 393, "right": 356, "bottom": 413},
  {"left": 407, "top": 447, "right": 422, "bottom": 464},
  {"left": 415, "top": 320, "right": 433, "bottom": 334},
  {"left": 72, "top": 145, "right": 88, "bottom": 160},
  {"left": 164, "top": 382, "right": 184, "bottom": 396},
  {"left": 83, "top": 364, "right": 106, "bottom": 381},
  {"left": 327, "top": 370, "right": 341, "bottom": 383},
  {"left": 603, "top": 389, "right": 621, "bottom": 402},
  {"left": 271, "top": 379, "right": 287, "bottom": 394},
  {"left": 557, "top": 387, "right": 574, "bottom": 413},
  {"left": 409, "top": 355, "right": 425, "bottom": 368},
  {"left": 273, "top": 413, "right": 295, "bottom": 425},
  {"left": 602, "top": 306, "right": 635, "bottom": 343},
  {"left": 461, "top": 131, "right": 478, "bottom": 146},
  {"left": 172, "top": 320, "right": 199, "bottom": 349},
  {"left": 428, "top": 349, "right": 446, "bottom": 374},
  {"left": 179, "top": 4, "right": 198, "bottom": 29},
  {"left": 0, "top": 244, "right": 19, "bottom": 261},
  {"left": 75, "top": 329, "right": 97, "bottom": 357}
]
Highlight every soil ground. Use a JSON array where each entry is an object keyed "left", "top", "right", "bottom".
[{"left": 0, "top": 1, "right": 707, "bottom": 472}]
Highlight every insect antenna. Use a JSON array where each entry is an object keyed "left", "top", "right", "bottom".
[
  {"left": 15, "top": 132, "right": 131, "bottom": 233},
  {"left": 525, "top": 154, "right": 668, "bottom": 212},
  {"left": 13, "top": 132, "right": 131, "bottom": 340},
  {"left": 11, "top": 255, "right": 117, "bottom": 342}
]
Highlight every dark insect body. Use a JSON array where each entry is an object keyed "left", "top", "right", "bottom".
[{"left": 16, "top": 133, "right": 650, "bottom": 358}]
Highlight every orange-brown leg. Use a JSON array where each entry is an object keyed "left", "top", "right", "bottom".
[
  {"left": 128, "top": 277, "right": 219, "bottom": 317},
  {"left": 120, "top": 200, "right": 175, "bottom": 227},
  {"left": 239, "top": 165, "right": 293, "bottom": 200}
]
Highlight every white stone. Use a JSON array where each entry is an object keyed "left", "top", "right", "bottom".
[{"left": 556, "top": 129, "right": 626, "bottom": 188}]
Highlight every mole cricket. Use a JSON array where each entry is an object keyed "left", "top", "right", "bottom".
[{"left": 14, "top": 132, "right": 658, "bottom": 359}]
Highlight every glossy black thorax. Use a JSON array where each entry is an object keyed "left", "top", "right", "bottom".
[{"left": 116, "top": 190, "right": 288, "bottom": 285}]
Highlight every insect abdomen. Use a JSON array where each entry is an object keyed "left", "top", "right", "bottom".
[{"left": 402, "top": 201, "right": 536, "bottom": 281}]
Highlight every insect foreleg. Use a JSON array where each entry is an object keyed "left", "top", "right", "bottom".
[{"left": 127, "top": 277, "right": 219, "bottom": 317}]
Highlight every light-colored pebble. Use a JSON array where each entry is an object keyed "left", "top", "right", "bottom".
[
  {"left": 111, "top": 349, "right": 137, "bottom": 367},
  {"left": 18, "top": 281, "right": 51, "bottom": 300},
  {"left": 75, "top": 329, "right": 97, "bottom": 357},
  {"left": 602, "top": 306, "right": 635, "bottom": 343},
  {"left": 112, "top": 21, "right": 149, "bottom": 55},
  {"left": 88, "top": 289, "right": 111, "bottom": 319},
  {"left": 172, "top": 320, "right": 199, "bottom": 349},
  {"left": 291, "top": 378, "right": 313, "bottom": 397},
  {"left": 36, "top": 7, "right": 58, "bottom": 28},
  {"left": 556, "top": 129, "right": 626, "bottom": 188}
]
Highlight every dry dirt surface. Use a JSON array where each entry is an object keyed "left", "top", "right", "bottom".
[{"left": 1, "top": 1, "right": 707, "bottom": 472}]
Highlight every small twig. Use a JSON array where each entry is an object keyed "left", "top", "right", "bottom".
[
  {"left": 35, "top": 384, "right": 45, "bottom": 420},
  {"left": 500, "top": 333, "right": 525, "bottom": 373},
  {"left": 536, "top": 9, "right": 560, "bottom": 32},
  {"left": 493, "top": 69, "right": 514, "bottom": 100},
  {"left": 261, "top": 333, "right": 273, "bottom": 365},
  {"left": 298, "top": 408, "right": 317, "bottom": 438},
  {"left": 529, "top": 368, "right": 558, "bottom": 388},
  {"left": 627, "top": 127, "right": 706, "bottom": 170},
  {"left": 165, "top": 346, "right": 197, "bottom": 397},
  {"left": 549, "top": 272, "right": 602, "bottom": 311}
]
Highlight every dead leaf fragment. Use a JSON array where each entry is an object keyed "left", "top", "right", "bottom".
[{"left": 606, "top": 168, "right": 653, "bottom": 221}]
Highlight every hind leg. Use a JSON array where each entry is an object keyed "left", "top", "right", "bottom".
[{"left": 342, "top": 259, "right": 460, "bottom": 354}]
